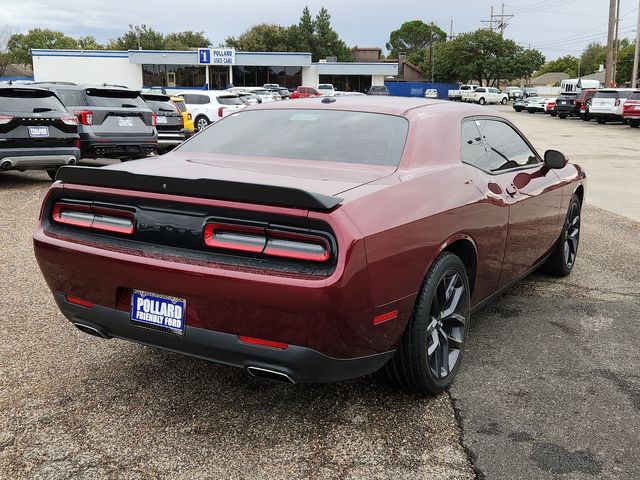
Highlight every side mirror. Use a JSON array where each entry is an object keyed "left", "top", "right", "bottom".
[{"left": 544, "top": 149, "right": 567, "bottom": 169}]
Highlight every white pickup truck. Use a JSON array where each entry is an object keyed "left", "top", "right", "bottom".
[
  {"left": 448, "top": 84, "right": 479, "bottom": 101},
  {"left": 462, "top": 87, "right": 509, "bottom": 105}
]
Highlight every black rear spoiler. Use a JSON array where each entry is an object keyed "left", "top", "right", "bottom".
[{"left": 55, "top": 166, "right": 343, "bottom": 211}]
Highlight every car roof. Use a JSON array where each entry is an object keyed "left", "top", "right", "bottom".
[{"left": 178, "top": 90, "right": 238, "bottom": 97}]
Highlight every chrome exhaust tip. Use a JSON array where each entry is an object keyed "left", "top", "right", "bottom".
[
  {"left": 247, "top": 366, "right": 295, "bottom": 384},
  {"left": 73, "top": 322, "right": 109, "bottom": 339}
]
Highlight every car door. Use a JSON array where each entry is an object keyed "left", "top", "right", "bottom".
[{"left": 475, "top": 118, "right": 563, "bottom": 286}]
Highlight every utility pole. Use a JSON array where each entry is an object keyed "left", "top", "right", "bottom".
[
  {"left": 481, "top": 4, "right": 513, "bottom": 37},
  {"left": 449, "top": 19, "right": 454, "bottom": 41},
  {"left": 612, "top": 0, "right": 621, "bottom": 85},
  {"left": 632, "top": 0, "right": 640, "bottom": 88},
  {"left": 605, "top": 0, "right": 617, "bottom": 87}
]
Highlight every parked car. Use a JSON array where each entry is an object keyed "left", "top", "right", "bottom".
[
  {"left": 555, "top": 90, "right": 599, "bottom": 119},
  {"left": 232, "top": 87, "right": 279, "bottom": 103},
  {"left": 34, "top": 97, "right": 585, "bottom": 394},
  {"left": 521, "top": 88, "right": 538, "bottom": 98},
  {"left": 590, "top": 89, "right": 635, "bottom": 124},
  {"left": 577, "top": 89, "right": 599, "bottom": 121},
  {"left": 263, "top": 83, "right": 280, "bottom": 90},
  {"left": 424, "top": 89, "right": 439, "bottom": 99},
  {"left": 448, "top": 84, "right": 479, "bottom": 101},
  {"left": 504, "top": 86, "right": 522, "bottom": 100},
  {"left": 141, "top": 93, "right": 186, "bottom": 152},
  {"left": 462, "top": 87, "right": 508, "bottom": 105},
  {"left": 317, "top": 83, "right": 336, "bottom": 97},
  {"left": 622, "top": 90, "right": 640, "bottom": 128},
  {"left": 36, "top": 83, "right": 157, "bottom": 160},
  {"left": 0, "top": 86, "right": 80, "bottom": 179},
  {"left": 545, "top": 98, "right": 557, "bottom": 116},
  {"left": 512, "top": 96, "right": 533, "bottom": 112},
  {"left": 277, "top": 87, "right": 290, "bottom": 100},
  {"left": 177, "top": 91, "right": 245, "bottom": 132},
  {"left": 170, "top": 96, "right": 194, "bottom": 135},
  {"left": 262, "top": 87, "right": 283, "bottom": 101},
  {"left": 290, "top": 86, "right": 322, "bottom": 99},
  {"left": 526, "top": 97, "right": 551, "bottom": 113},
  {"left": 366, "top": 85, "right": 390, "bottom": 96},
  {"left": 237, "top": 92, "right": 261, "bottom": 105}
]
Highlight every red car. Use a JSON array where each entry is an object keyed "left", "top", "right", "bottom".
[
  {"left": 622, "top": 90, "right": 640, "bottom": 128},
  {"left": 33, "top": 97, "right": 586, "bottom": 394},
  {"left": 290, "top": 86, "right": 322, "bottom": 99}
]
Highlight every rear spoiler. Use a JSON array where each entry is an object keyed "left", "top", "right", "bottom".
[{"left": 55, "top": 166, "right": 343, "bottom": 211}]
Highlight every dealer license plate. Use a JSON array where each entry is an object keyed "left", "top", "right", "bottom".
[
  {"left": 131, "top": 290, "right": 186, "bottom": 335},
  {"left": 156, "top": 115, "right": 167, "bottom": 124},
  {"left": 118, "top": 117, "right": 134, "bottom": 127},
  {"left": 28, "top": 126, "right": 49, "bottom": 137}
]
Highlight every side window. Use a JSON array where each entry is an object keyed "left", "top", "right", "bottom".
[
  {"left": 198, "top": 95, "right": 211, "bottom": 105},
  {"left": 478, "top": 120, "right": 540, "bottom": 172},
  {"left": 181, "top": 94, "right": 194, "bottom": 104},
  {"left": 461, "top": 120, "right": 489, "bottom": 168}
]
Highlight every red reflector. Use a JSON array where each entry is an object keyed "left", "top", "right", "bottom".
[
  {"left": 218, "top": 107, "right": 224, "bottom": 118},
  {"left": 66, "top": 296, "right": 94, "bottom": 308},
  {"left": 238, "top": 336, "right": 288, "bottom": 350},
  {"left": 373, "top": 310, "right": 399, "bottom": 326}
]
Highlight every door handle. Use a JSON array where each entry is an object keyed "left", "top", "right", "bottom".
[{"left": 506, "top": 184, "right": 518, "bottom": 197}]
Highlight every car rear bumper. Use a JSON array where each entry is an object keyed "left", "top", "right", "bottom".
[
  {"left": 0, "top": 147, "right": 80, "bottom": 170},
  {"left": 555, "top": 105, "right": 579, "bottom": 115},
  {"left": 157, "top": 131, "right": 186, "bottom": 146},
  {"left": 54, "top": 293, "right": 394, "bottom": 383}
]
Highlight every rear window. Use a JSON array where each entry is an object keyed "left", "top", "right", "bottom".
[
  {"left": 628, "top": 91, "right": 640, "bottom": 100},
  {"left": 173, "top": 100, "right": 187, "bottom": 112},
  {"left": 0, "top": 89, "right": 66, "bottom": 113},
  {"left": 559, "top": 93, "right": 577, "bottom": 99},
  {"left": 595, "top": 91, "right": 618, "bottom": 99},
  {"left": 179, "top": 109, "right": 409, "bottom": 166},
  {"left": 217, "top": 95, "right": 243, "bottom": 106},
  {"left": 144, "top": 99, "right": 178, "bottom": 113},
  {"left": 53, "top": 88, "right": 86, "bottom": 106},
  {"left": 87, "top": 89, "right": 147, "bottom": 108}
]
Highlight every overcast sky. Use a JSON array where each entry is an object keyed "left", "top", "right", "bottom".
[{"left": 2, "top": 0, "right": 638, "bottom": 60}]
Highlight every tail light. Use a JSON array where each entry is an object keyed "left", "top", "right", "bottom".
[
  {"left": 152, "top": 112, "right": 157, "bottom": 126},
  {"left": 75, "top": 110, "right": 93, "bottom": 125},
  {"left": 0, "top": 115, "right": 14, "bottom": 124},
  {"left": 75, "top": 138, "right": 81, "bottom": 149},
  {"left": 52, "top": 202, "right": 135, "bottom": 235},
  {"left": 203, "top": 222, "right": 333, "bottom": 263},
  {"left": 61, "top": 116, "right": 79, "bottom": 126},
  {"left": 218, "top": 107, "right": 224, "bottom": 118}
]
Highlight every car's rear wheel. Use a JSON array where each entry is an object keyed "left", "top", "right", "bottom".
[
  {"left": 195, "top": 115, "right": 210, "bottom": 132},
  {"left": 581, "top": 113, "right": 591, "bottom": 121},
  {"left": 46, "top": 168, "right": 58, "bottom": 181},
  {"left": 501, "top": 97, "right": 508, "bottom": 105},
  {"left": 541, "top": 194, "right": 581, "bottom": 277},
  {"left": 558, "top": 114, "right": 567, "bottom": 119},
  {"left": 528, "top": 109, "right": 535, "bottom": 114},
  {"left": 596, "top": 117, "right": 606, "bottom": 124},
  {"left": 385, "top": 252, "right": 470, "bottom": 395},
  {"left": 629, "top": 120, "right": 640, "bottom": 128}
]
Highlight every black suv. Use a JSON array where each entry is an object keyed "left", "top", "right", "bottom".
[
  {"left": 0, "top": 86, "right": 80, "bottom": 179},
  {"left": 141, "top": 93, "right": 185, "bottom": 152},
  {"left": 35, "top": 83, "right": 157, "bottom": 160},
  {"left": 555, "top": 89, "right": 598, "bottom": 119}
]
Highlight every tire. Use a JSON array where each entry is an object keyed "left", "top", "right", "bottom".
[
  {"left": 528, "top": 109, "right": 535, "bottom": 114},
  {"left": 385, "top": 252, "right": 471, "bottom": 395},
  {"left": 195, "top": 115, "right": 210, "bottom": 132},
  {"left": 541, "top": 194, "right": 581, "bottom": 277},
  {"left": 514, "top": 107, "right": 523, "bottom": 112},
  {"left": 46, "top": 169, "right": 58, "bottom": 181},
  {"left": 478, "top": 97, "right": 486, "bottom": 105},
  {"left": 558, "top": 114, "right": 567, "bottom": 119},
  {"left": 551, "top": 112, "right": 557, "bottom": 117},
  {"left": 629, "top": 120, "right": 640, "bottom": 128},
  {"left": 501, "top": 97, "right": 508, "bottom": 105},
  {"left": 596, "top": 117, "right": 606, "bottom": 124},
  {"left": 581, "top": 114, "right": 590, "bottom": 122}
]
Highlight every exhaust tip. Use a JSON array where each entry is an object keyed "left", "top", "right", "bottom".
[
  {"left": 73, "top": 322, "right": 109, "bottom": 339},
  {"left": 247, "top": 366, "right": 295, "bottom": 384}
]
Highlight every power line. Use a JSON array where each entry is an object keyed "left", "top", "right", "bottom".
[{"left": 481, "top": 3, "right": 514, "bottom": 36}]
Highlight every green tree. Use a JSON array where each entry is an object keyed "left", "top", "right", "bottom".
[
  {"left": 8, "top": 28, "right": 78, "bottom": 66},
  {"left": 225, "top": 23, "right": 292, "bottom": 52},
  {"left": 77, "top": 36, "right": 103, "bottom": 50},
  {"left": 109, "top": 25, "right": 165, "bottom": 50},
  {"left": 288, "top": 7, "right": 315, "bottom": 54},
  {"left": 580, "top": 42, "right": 606, "bottom": 75},
  {"left": 164, "top": 31, "right": 210, "bottom": 50},
  {"left": 0, "top": 26, "right": 15, "bottom": 76},
  {"left": 386, "top": 20, "right": 447, "bottom": 60},
  {"left": 313, "top": 7, "right": 350, "bottom": 61},
  {"left": 615, "top": 42, "right": 636, "bottom": 85},
  {"left": 536, "top": 55, "right": 580, "bottom": 77}
]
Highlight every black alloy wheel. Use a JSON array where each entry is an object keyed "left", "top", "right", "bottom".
[{"left": 541, "top": 194, "right": 582, "bottom": 277}]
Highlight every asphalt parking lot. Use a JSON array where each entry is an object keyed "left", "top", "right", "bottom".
[{"left": 1, "top": 104, "right": 639, "bottom": 479}]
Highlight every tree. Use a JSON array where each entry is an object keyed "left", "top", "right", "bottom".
[
  {"left": 580, "top": 42, "right": 606, "bottom": 75},
  {"left": 288, "top": 7, "right": 315, "bottom": 54},
  {"left": 536, "top": 55, "right": 580, "bottom": 78},
  {"left": 313, "top": 7, "right": 350, "bottom": 61},
  {"left": 386, "top": 20, "right": 447, "bottom": 59},
  {"left": 109, "top": 25, "right": 165, "bottom": 50},
  {"left": 225, "top": 23, "right": 293, "bottom": 52},
  {"left": 0, "top": 26, "right": 15, "bottom": 76},
  {"left": 164, "top": 31, "right": 210, "bottom": 50},
  {"left": 615, "top": 42, "right": 636, "bottom": 85},
  {"left": 7, "top": 29, "right": 78, "bottom": 67},
  {"left": 77, "top": 36, "right": 103, "bottom": 50}
]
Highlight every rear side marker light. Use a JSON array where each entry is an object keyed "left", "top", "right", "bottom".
[
  {"left": 204, "top": 222, "right": 332, "bottom": 263},
  {"left": 66, "top": 296, "right": 94, "bottom": 308},
  {"left": 0, "top": 116, "right": 13, "bottom": 125},
  {"left": 52, "top": 202, "right": 135, "bottom": 235},
  {"left": 373, "top": 310, "right": 399, "bottom": 326},
  {"left": 238, "top": 336, "right": 288, "bottom": 350}
]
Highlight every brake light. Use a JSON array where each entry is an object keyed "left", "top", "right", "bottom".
[
  {"left": 75, "top": 138, "right": 81, "bottom": 149},
  {"left": 75, "top": 110, "right": 93, "bottom": 125},
  {"left": 218, "top": 107, "right": 224, "bottom": 118},
  {"left": 0, "top": 115, "right": 13, "bottom": 124},
  {"left": 238, "top": 336, "right": 288, "bottom": 350},
  {"left": 52, "top": 202, "right": 135, "bottom": 235},
  {"left": 61, "top": 116, "right": 79, "bottom": 126},
  {"left": 203, "top": 222, "right": 333, "bottom": 262},
  {"left": 152, "top": 112, "right": 157, "bottom": 127}
]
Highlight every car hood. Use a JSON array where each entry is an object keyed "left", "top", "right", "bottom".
[{"left": 104, "top": 151, "right": 398, "bottom": 198}]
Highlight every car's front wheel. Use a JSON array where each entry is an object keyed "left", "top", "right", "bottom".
[
  {"left": 629, "top": 120, "right": 640, "bottom": 128},
  {"left": 385, "top": 252, "right": 470, "bottom": 395},
  {"left": 501, "top": 97, "right": 508, "bottom": 105},
  {"left": 478, "top": 97, "right": 486, "bottom": 105},
  {"left": 195, "top": 115, "right": 210, "bottom": 132}
]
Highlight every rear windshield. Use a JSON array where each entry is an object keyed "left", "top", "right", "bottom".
[
  {"left": 179, "top": 109, "right": 409, "bottom": 166},
  {"left": 53, "top": 88, "right": 86, "bottom": 106},
  {"left": 559, "top": 93, "right": 576, "bottom": 99},
  {"left": 87, "top": 89, "right": 147, "bottom": 108},
  {"left": 628, "top": 92, "right": 640, "bottom": 100},
  {"left": 217, "top": 96, "right": 243, "bottom": 106},
  {"left": 0, "top": 89, "right": 66, "bottom": 113},
  {"left": 595, "top": 91, "right": 618, "bottom": 99},
  {"left": 173, "top": 100, "right": 187, "bottom": 112},
  {"left": 144, "top": 98, "right": 177, "bottom": 113}
]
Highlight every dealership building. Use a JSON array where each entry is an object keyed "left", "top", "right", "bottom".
[{"left": 31, "top": 48, "right": 398, "bottom": 92}]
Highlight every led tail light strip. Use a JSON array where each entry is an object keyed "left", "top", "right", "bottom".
[{"left": 52, "top": 202, "right": 135, "bottom": 235}]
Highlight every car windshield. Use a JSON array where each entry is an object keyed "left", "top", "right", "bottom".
[
  {"left": 179, "top": 109, "right": 409, "bottom": 166},
  {"left": 87, "top": 89, "right": 147, "bottom": 108},
  {"left": 0, "top": 89, "right": 66, "bottom": 113}
]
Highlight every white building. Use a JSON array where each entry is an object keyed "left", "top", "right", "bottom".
[{"left": 32, "top": 48, "right": 397, "bottom": 93}]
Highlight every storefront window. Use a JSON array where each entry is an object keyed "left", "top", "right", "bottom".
[{"left": 143, "top": 64, "right": 206, "bottom": 88}]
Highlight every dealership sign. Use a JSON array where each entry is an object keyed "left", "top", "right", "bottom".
[{"left": 198, "top": 48, "right": 235, "bottom": 65}]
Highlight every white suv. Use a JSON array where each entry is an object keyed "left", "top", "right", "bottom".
[
  {"left": 590, "top": 88, "right": 635, "bottom": 124},
  {"left": 177, "top": 91, "right": 245, "bottom": 132},
  {"left": 463, "top": 87, "right": 509, "bottom": 105},
  {"left": 317, "top": 84, "right": 336, "bottom": 97}
]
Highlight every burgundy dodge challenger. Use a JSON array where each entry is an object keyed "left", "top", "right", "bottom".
[{"left": 33, "top": 97, "right": 585, "bottom": 394}]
